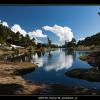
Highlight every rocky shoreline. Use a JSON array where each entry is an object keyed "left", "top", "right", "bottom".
[
  {"left": 0, "top": 55, "right": 42, "bottom": 95},
  {"left": 65, "top": 68, "right": 100, "bottom": 82},
  {"left": 65, "top": 51, "right": 100, "bottom": 82},
  {"left": 0, "top": 62, "right": 37, "bottom": 75},
  {"left": 79, "top": 51, "right": 100, "bottom": 68}
]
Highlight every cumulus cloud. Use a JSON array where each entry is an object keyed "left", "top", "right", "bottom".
[
  {"left": 42, "top": 24, "right": 73, "bottom": 44},
  {"left": 11, "top": 24, "right": 27, "bottom": 36},
  {"left": 2, "top": 21, "right": 9, "bottom": 27},
  {"left": 0, "top": 20, "right": 47, "bottom": 43},
  {"left": 34, "top": 37, "right": 43, "bottom": 44},
  {"left": 0, "top": 20, "right": 74, "bottom": 45},
  {"left": 0, "top": 20, "right": 9, "bottom": 27},
  {"left": 28, "top": 29, "right": 47, "bottom": 39},
  {"left": 11, "top": 24, "right": 47, "bottom": 40}
]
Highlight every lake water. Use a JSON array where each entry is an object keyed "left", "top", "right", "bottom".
[{"left": 23, "top": 49, "right": 100, "bottom": 90}]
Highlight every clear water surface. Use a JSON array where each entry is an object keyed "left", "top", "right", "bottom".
[{"left": 22, "top": 49, "right": 100, "bottom": 89}]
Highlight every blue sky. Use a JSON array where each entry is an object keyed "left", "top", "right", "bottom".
[{"left": 0, "top": 5, "right": 100, "bottom": 44}]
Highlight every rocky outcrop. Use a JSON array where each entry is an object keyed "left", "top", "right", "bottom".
[
  {"left": 65, "top": 68, "right": 100, "bottom": 82},
  {"left": 80, "top": 52, "right": 100, "bottom": 68},
  {"left": 0, "top": 62, "right": 37, "bottom": 75}
]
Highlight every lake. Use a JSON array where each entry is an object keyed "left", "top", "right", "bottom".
[{"left": 22, "top": 49, "right": 100, "bottom": 90}]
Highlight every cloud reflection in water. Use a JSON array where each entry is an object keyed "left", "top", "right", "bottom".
[
  {"left": 32, "top": 51, "right": 73, "bottom": 71},
  {"left": 32, "top": 53, "right": 44, "bottom": 67}
]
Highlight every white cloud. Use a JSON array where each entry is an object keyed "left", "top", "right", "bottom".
[
  {"left": 0, "top": 20, "right": 47, "bottom": 43},
  {"left": 11, "top": 24, "right": 47, "bottom": 42},
  {"left": 34, "top": 37, "right": 43, "bottom": 44},
  {"left": 11, "top": 24, "right": 47, "bottom": 40},
  {"left": 78, "top": 37, "right": 85, "bottom": 41},
  {"left": 11, "top": 24, "right": 27, "bottom": 36},
  {"left": 2, "top": 21, "right": 9, "bottom": 27},
  {"left": 28, "top": 29, "right": 47, "bottom": 39},
  {"left": 42, "top": 24, "right": 74, "bottom": 44}
]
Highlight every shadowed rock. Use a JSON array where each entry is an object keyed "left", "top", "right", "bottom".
[
  {"left": 65, "top": 68, "right": 100, "bottom": 82},
  {"left": 80, "top": 52, "right": 100, "bottom": 68},
  {"left": 0, "top": 76, "right": 41, "bottom": 95},
  {"left": 40, "top": 83, "right": 100, "bottom": 95},
  {"left": 0, "top": 84, "right": 23, "bottom": 95}
]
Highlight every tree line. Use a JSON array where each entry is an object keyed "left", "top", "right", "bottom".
[
  {"left": 0, "top": 24, "right": 35, "bottom": 47},
  {"left": 77, "top": 32, "right": 100, "bottom": 46}
]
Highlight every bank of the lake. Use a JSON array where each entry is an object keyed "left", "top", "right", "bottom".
[
  {"left": 0, "top": 48, "right": 100, "bottom": 95},
  {"left": 65, "top": 51, "right": 100, "bottom": 83},
  {"left": 0, "top": 50, "right": 42, "bottom": 95}
]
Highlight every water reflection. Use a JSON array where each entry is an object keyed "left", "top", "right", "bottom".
[
  {"left": 48, "top": 51, "right": 52, "bottom": 60},
  {"left": 78, "top": 51, "right": 90, "bottom": 57},
  {"left": 32, "top": 50, "right": 73, "bottom": 71},
  {"left": 31, "top": 54, "right": 42, "bottom": 67},
  {"left": 45, "top": 54, "right": 73, "bottom": 71},
  {"left": 23, "top": 50, "right": 98, "bottom": 90},
  {"left": 2, "top": 50, "right": 90, "bottom": 72},
  {"left": 6, "top": 52, "right": 32, "bottom": 63},
  {"left": 4, "top": 49, "right": 74, "bottom": 71}
]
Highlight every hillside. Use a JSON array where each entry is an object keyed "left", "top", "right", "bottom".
[
  {"left": 0, "top": 24, "right": 35, "bottom": 47},
  {"left": 77, "top": 32, "right": 100, "bottom": 46}
]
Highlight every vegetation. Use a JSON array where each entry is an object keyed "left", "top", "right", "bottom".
[
  {"left": 0, "top": 24, "right": 60, "bottom": 52},
  {"left": 0, "top": 22, "right": 100, "bottom": 51},
  {"left": 0, "top": 24, "right": 35, "bottom": 47},
  {"left": 47, "top": 37, "right": 52, "bottom": 48},
  {"left": 77, "top": 32, "right": 100, "bottom": 46},
  {"left": 62, "top": 38, "right": 76, "bottom": 49}
]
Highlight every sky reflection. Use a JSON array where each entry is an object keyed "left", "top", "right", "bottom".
[{"left": 31, "top": 51, "right": 73, "bottom": 71}]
